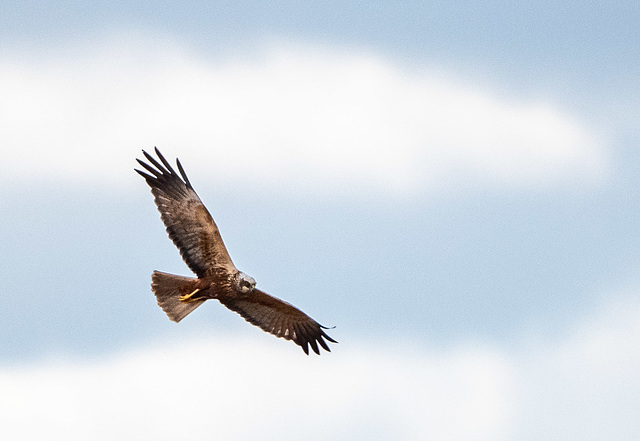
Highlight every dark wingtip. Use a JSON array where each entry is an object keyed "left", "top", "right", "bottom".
[
  {"left": 134, "top": 168, "right": 152, "bottom": 180},
  {"left": 135, "top": 148, "right": 194, "bottom": 198},
  {"left": 323, "top": 333, "right": 338, "bottom": 344},
  {"left": 297, "top": 323, "right": 337, "bottom": 355},
  {"left": 154, "top": 147, "right": 177, "bottom": 174},
  {"left": 319, "top": 324, "right": 338, "bottom": 344},
  {"left": 176, "top": 158, "right": 193, "bottom": 189},
  {"left": 318, "top": 335, "right": 331, "bottom": 352},
  {"left": 309, "top": 339, "right": 320, "bottom": 355}
]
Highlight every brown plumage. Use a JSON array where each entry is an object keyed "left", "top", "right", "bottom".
[{"left": 135, "top": 147, "right": 336, "bottom": 355}]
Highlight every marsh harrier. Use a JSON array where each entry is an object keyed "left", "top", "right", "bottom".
[{"left": 135, "top": 148, "right": 336, "bottom": 355}]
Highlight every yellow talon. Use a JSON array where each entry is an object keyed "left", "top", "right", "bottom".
[{"left": 180, "top": 288, "right": 201, "bottom": 302}]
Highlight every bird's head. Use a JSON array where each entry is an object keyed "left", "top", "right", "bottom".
[{"left": 236, "top": 271, "right": 256, "bottom": 294}]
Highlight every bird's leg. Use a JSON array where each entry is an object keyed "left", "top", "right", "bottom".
[{"left": 180, "top": 288, "right": 201, "bottom": 303}]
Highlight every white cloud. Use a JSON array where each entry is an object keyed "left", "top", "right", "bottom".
[
  {"left": 511, "top": 296, "right": 640, "bottom": 441},
  {"left": 0, "top": 35, "right": 609, "bottom": 195},
  {"left": 1, "top": 295, "right": 638, "bottom": 441},
  {"left": 0, "top": 337, "right": 513, "bottom": 441}
]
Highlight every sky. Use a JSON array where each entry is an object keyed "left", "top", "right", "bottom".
[{"left": 1, "top": 1, "right": 639, "bottom": 439}]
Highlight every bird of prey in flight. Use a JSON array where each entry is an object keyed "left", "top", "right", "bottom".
[{"left": 135, "top": 148, "right": 336, "bottom": 355}]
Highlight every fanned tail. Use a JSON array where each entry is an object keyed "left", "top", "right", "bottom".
[{"left": 151, "top": 271, "right": 205, "bottom": 322}]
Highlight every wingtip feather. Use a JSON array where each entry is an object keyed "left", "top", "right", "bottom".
[
  {"left": 309, "top": 339, "right": 320, "bottom": 355},
  {"left": 176, "top": 158, "right": 193, "bottom": 189}
]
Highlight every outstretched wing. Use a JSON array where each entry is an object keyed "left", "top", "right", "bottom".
[
  {"left": 220, "top": 289, "right": 337, "bottom": 355},
  {"left": 135, "top": 147, "right": 235, "bottom": 278}
]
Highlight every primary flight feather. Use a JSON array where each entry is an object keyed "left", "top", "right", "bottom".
[{"left": 135, "top": 148, "right": 336, "bottom": 355}]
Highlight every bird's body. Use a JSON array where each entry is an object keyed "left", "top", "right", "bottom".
[{"left": 135, "top": 148, "right": 336, "bottom": 355}]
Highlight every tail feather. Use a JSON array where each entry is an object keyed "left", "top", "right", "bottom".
[{"left": 151, "top": 271, "right": 205, "bottom": 322}]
